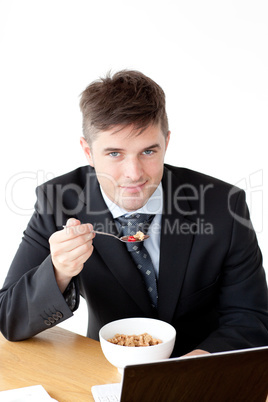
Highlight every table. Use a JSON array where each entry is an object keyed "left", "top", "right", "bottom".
[
  {"left": 1, "top": 328, "right": 268, "bottom": 402},
  {"left": 0, "top": 326, "right": 121, "bottom": 401}
]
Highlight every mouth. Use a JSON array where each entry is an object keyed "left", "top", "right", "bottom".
[{"left": 119, "top": 181, "right": 148, "bottom": 194}]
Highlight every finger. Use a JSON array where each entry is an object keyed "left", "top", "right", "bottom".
[
  {"left": 66, "top": 218, "right": 81, "bottom": 227},
  {"left": 64, "top": 223, "right": 93, "bottom": 239},
  {"left": 67, "top": 242, "right": 94, "bottom": 264},
  {"left": 55, "top": 241, "right": 94, "bottom": 269},
  {"left": 57, "top": 230, "right": 95, "bottom": 253}
]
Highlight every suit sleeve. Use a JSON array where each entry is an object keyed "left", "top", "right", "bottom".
[
  {"left": 0, "top": 185, "right": 79, "bottom": 341},
  {"left": 197, "top": 190, "right": 268, "bottom": 352}
]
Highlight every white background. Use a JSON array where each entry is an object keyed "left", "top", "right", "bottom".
[{"left": 1, "top": 0, "right": 267, "bottom": 336}]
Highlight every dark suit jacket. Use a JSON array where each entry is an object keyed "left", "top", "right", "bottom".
[{"left": 1, "top": 164, "right": 268, "bottom": 356}]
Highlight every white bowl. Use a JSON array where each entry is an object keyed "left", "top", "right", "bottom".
[{"left": 99, "top": 317, "right": 176, "bottom": 371}]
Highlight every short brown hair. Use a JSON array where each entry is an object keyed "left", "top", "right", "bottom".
[{"left": 80, "top": 70, "right": 169, "bottom": 144}]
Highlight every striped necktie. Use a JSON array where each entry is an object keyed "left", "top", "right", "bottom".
[{"left": 116, "top": 213, "right": 158, "bottom": 309}]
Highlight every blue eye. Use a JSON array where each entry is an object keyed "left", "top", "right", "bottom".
[
  {"left": 110, "top": 152, "right": 120, "bottom": 157},
  {"left": 143, "top": 150, "right": 154, "bottom": 155}
]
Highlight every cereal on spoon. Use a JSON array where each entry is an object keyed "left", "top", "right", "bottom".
[{"left": 127, "top": 231, "right": 145, "bottom": 242}]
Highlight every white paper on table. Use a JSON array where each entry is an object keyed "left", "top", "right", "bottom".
[
  {"left": 0, "top": 385, "right": 58, "bottom": 402},
  {"left": 91, "top": 383, "right": 122, "bottom": 401}
]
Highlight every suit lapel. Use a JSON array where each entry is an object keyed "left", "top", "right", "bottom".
[
  {"left": 76, "top": 169, "right": 156, "bottom": 317},
  {"left": 157, "top": 167, "right": 195, "bottom": 322}
]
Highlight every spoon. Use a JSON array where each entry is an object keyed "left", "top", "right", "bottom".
[
  {"left": 63, "top": 226, "right": 149, "bottom": 243},
  {"left": 94, "top": 231, "right": 149, "bottom": 243}
]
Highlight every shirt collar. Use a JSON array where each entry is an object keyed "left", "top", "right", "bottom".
[{"left": 100, "top": 183, "right": 163, "bottom": 219}]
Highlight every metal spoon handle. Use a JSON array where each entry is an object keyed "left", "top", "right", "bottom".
[
  {"left": 94, "top": 230, "right": 123, "bottom": 241},
  {"left": 63, "top": 226, "right": 123, "bottom": 241}
]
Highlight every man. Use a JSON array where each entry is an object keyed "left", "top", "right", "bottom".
[{"left": 0, "top": 70, "right": 267, "bottom": 358}]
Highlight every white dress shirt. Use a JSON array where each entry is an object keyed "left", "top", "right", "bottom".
[{"left": 100, "top": 184, "right": 163, "bottom": 277}]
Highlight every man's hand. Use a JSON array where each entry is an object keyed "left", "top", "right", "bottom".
[
  {"left": 49, "top": 218, "right": 95, "bottom": 293},
  {"left": 182, "top": 349, "right": 210, "bottom": 358}
]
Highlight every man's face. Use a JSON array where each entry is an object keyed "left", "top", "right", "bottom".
[{"left": 80, "top": 124, "right": 170, "bottom": 211}]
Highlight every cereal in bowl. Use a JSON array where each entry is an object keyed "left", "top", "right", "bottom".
[{"left": 107, "top": 333, "right": 162, "bottom": 347}]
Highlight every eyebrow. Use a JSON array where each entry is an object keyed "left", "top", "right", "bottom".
[{"left": 103, "top": 143, "right": 161, "bottom": 153}]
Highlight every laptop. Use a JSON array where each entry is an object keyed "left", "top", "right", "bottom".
[{"left": 91, "top": 346, "right": 268, "bottom": 402}]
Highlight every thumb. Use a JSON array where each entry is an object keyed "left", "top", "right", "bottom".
[{"left": 66, "top": 218, "right": 81, "bottom": 227}]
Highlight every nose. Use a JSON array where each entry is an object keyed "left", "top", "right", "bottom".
[{"left": 124, "top": 157, "right": 143, "bottom": 182}]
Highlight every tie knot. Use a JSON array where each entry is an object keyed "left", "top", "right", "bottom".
[{"left": 116, "top": 213, "right": 155, "bottom": 237}]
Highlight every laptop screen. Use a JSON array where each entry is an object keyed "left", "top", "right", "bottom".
[
  {"left": 120, "top": 347, "right": 268, "bottom": 402},
  {"left": 92, "top": 346, "right": 268, "bottom": 401}
]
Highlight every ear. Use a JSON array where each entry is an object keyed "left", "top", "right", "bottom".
[
  {"left": 165, "top": 131, "right": 171, "bottom": 152},
  {"left": 80, "top": 137, "right": 94, "bottom": 167}
]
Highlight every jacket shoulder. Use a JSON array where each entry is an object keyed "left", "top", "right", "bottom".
[
  {"left": 39, "top": 165, "right": 93, "bottom": 189},
  {"left": 164, "top": 164, "right": 239, "bottom": 192}
]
